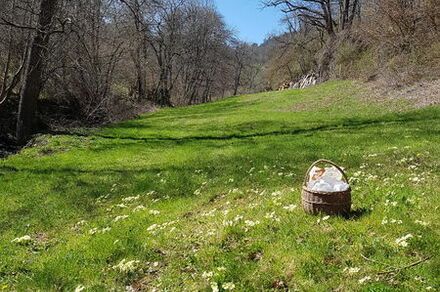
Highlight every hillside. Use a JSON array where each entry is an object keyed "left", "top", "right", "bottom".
[{"left": 1, "top": 81, "right": 439, "bottom": 291}]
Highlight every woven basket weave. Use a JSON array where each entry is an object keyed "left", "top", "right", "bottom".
[{"left": 301, "top": 159, "right": 351, "bottom": 216}]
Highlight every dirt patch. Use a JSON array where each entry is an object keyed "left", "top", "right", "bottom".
[{"left": 363, "top": 79, "right": 440, "bottom": 108}]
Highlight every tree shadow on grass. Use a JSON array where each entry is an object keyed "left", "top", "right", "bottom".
[{"left": 49, "top": 107, "right": 440, "bottom": 145}]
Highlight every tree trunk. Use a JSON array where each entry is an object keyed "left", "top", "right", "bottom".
[{"left": 16, "top": 0, "right": 58, "bottom": 144}]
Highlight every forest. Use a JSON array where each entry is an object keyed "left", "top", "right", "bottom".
[{"left": 1, "top": 0, "right": 439, "bottom": 146}]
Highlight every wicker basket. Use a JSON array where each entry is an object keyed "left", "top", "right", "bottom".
[{"left": 301, "top": 159, "right": 351, "bottom": 216}]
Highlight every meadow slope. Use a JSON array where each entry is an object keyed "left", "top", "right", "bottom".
[{"left": 0, "top": 81, "right": 439, "bottom": 291}]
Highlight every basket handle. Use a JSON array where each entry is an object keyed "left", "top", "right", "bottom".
[{"left": 303, "top": 159, "right": 349, "bottom": 186}]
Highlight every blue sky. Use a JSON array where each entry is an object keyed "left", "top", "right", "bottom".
[{"left": 214, "top": 0, "right": 285, "bottom": 44}]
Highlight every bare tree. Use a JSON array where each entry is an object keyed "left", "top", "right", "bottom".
[
  {"left": 263, "top": 0, "right": 360, "bottom": 36},
  {"left": 16, "top": 0, "right": 59, "bottom": 143}
]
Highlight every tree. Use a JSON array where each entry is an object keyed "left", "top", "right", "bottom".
[
  {"left": 16, "top": 0, "right": 58, "bottom": 144},
  {"left": 263, "top": 0, "right": 360, "bottom": 36}
]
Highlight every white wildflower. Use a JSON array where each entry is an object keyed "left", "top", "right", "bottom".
[
  {"left": 222, "top": 282, "right": 235, "bottom": 290},
  {"left": 223, "top": 220, "right": 234, "bottom": 226},
  {"left": 113, "top": 215, "right": 129, "bottom": 222},
  {"left": 343, "top": 267, "right": 360, "bottom": 274},
  {"left": 101, "top": 227, "right": 111, "bottom": 233},
  {"left": 122, "top": 196, "right": 140, "bottom": 202},
  {"left": 244, "top": 220, "right": 260, "bottom": 227},
  {"left": 265, "top": 212, "right": 281, "bottom": 222},
  {"left": 112, "top": 259, "right": 140, "bottom": 273},
  {"left": 11, "top": 235, "right": 32, "bottom": 244},
  {"left": 271, "top": 191, "right": 282, "bottom": 196},
  {"left": 147, "top": 224, "right": 159, "bottom": 231},
  {"left": 211, "top": 282, "right": 219, "bottom": 292},
  {"left": 217, "top": 266, "right": 226, "bottom": 271},
  {"left": 395, "top": 234, "right": 413, "bottom": 247},
  {"left": 358, "top": 276, "right": 371, "bottom": 284},
  {"left": 202, "top": 271, "right": 213, "bottom": 279},
  {"left": 317, "top": 215, "right": 330, "bottom": 223},
  {"left": 233, "top": 215, "right": 243, "bottom": 221},
  {"left": 283, "top": 204, "right": 297, "bottom": 212},
  {"left": 415, "top": 220, "right": 429, "bottom": 226},
  {"left": 133, "top": 205, "right": 146, "bottom": 212},
  {"left": 89, "top": 228, "right": 99, "bottom": 235},
  {"left": 116, "top": 203, "right": 128, "bottom": 208},
  {"left": 383, "top": 218, "right": 402, "bottom": 225},
  {"left": 74, "top": 285, "right": 86, "bottom": 292},
  {"left": 149, "top": 210, "right": 160, "bottom": 215}
]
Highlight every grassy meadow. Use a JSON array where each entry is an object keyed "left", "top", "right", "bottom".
[{"left": 0, "top": 81, "right": 439, "bottom": 291}]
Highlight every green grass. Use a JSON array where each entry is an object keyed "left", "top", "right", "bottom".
[{"left": 1, "top": 81, "right": 439, "bottom": 291}]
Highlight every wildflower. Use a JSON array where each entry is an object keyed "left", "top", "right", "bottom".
[
  {"left": 149, "top": 210, "right": 160, "bottom": 215},
  {"left": 358, "top": 276, "right": 371, "bottom": 284},
  {"left": 113, "top": 215, "right": 129, "bottom": 222},
  {"left": 147, "top": 224, "right": 159, "bottom": 231},
  {"left": 75, "top": 220, "right": 87, "bottom": 226},
  {"left": 223, "top": 220, "right": 234, "bottom": 226},
  {"left": 116, "top": 203, "right": 128, "bottom": 208},
  {"left": 265, "top": 212, "right": 281, "bottom": 222},
  {"left": 415, "top": 220, "right": 429, "bottom": 226},
  {"left": 228, "top": 178, "right": 234, "bottom": 183},
  {"left": 122, "top": 196, "right": 140, "bottom": 202},
  {"left": 317, "top": 215, "right": 330, "bottom": 223},
  {"left": 426, "top": 287, "right": 434, "bottom": 290},
  {"left": 133, "top": 205, "right": 146, "bottom": 212},
  {"left": 343, "top": 267, "right": 360, "bottom": 274},
  {"left": 283, "top": 204, "right": 297, "bottom": 212},
  {"left": 244, "top": 220, "right": 260, "bottom": 227},
  {"left": 202, "top": 271, "right": 214, "bottom": 279},
  {"left": 211, "top": 282, "right": 219, "bottom": 292},
  {"left": 101, "top": 227, "right": 111, "bottom": 233},
  {"left": 89, "top": 228, "right": 99, "bottom": 235},
  {"left": 194, "top": 189, "right": 201, "bottom": 195},
  {"left": 217, "top": 266, "right": 226, "bottom": 271},
  {"left": 11, "top": 235, "right": 32, "bottom": 245},
  {"left": 112, "top": 259, "right": 140, "bottom": 273},
  {"left": 222, "top": 282, "right": 235, "bottom": 290},
  {"left": 395, "top": 234, "right": 413, "bottom": 247},
  {"left": 382, "top": 218, "right": 402, "bottom": 225},
  {"left": 384, "top": 200, "right": 398, "bottom": 207},
  {"left": 233, "top": 215, "right": 243, "bottom": 221},
  {"left": 74, "top": 285, "right": 86, "bottom": 292},
  {"left": 271, "top": 191, "right": 282, "bottom": 196}
]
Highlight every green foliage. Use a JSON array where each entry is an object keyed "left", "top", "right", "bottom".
[{"left": 0, "top": 81, "right": 439, "bottom": 291}]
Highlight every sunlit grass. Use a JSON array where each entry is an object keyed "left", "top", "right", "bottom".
[{"left": 1, "top": 81, "right": 439, "bottom": 291}]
